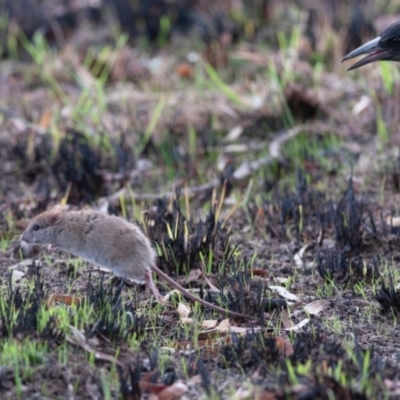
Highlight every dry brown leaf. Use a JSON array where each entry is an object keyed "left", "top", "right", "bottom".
[
  {"left": 294, "top": 244, "right": 309, "bottom": 267},
  {"left": 47, "top": 294, "right": 81, "bottom": 307},
  {"left": 275, "top": 337, "right": 294, "bottom": 357},
  {"left": 225, "top": 125, "right": 243, "bottom": 141},
  {"left": 280, "top": 310, "right": 294, "bottom": 329},
  {"left": 352, "top": 95, "right": 372, "bottom": 115},
  {"left": 201, "top": 320, "right": 219, "bottom": 329},
  {"left": 140, "top": 380, "right": 170, "bottom": 395},
  {"left": 303, "top": 299, "right": 330, "bottom": 316},
  {"left": 175, "top": 63, "right": 194, "bottom": 79},
  {"left": 39, "top": 109, "right": 52, "bottom": 129},
  {"left": 275, "top": 277, "right": 290, "bottom": 283},
  {"left": 162, "top": 289, "right": 199, "bottom": 302},
  {"left": 253, "top": 386, "right": 276, "bottom": 400},
  {"left": 201, "top": 319, "right": 262, "bottom": 334},
  {"left": 233, "top": 161, "right": 252, "bottom": 179},
  {"left": 284, "top": 318, "right": 310, "bottom": 332},
  {"left": 188, "top": 374, "right": 202, "bottom": 384},
  {"left": 250, "top": 269, "right": 269, "bottom": 277},
  {"left": 268, "top": 286, "right": 301, "bottom": 302},
  {"left": 10, "top": 270, "right": 26, "bottom": 284},
  {"left": 157, "top": 381, "right": 188, "bottom": 400},
  {"left": 255, "top": 206, "right": 266, "bottom": 227},
  {"left": 386, "top": 216, "right": 400, "bottom": 227},
  {"left": 177, "top": 303, "right": 191, "bottom": 319},
  {"left": 180, "top": 318, "right": 194, "bottom": 324},
  {"left": 161, "top": 289, "right": 182, "bottom": 302},
  {"left": 232, "top": 388, "right": 253, "bottom": 399},
  {"left": 213, "top": 318, "right": 231, "bottom": 332},
  {"left": 197, "top": 330, "right": 230, "bottom": 340},
  {"left": 173, "top": 334, "right": 231, "bottom": 353}
]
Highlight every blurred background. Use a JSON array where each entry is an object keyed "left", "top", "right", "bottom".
[{"left": 1, "top": 0, "right": 400, "bottom": 209}]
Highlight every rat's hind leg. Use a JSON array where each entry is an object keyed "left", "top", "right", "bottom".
[{"left": 145, "top": 269, "right": 165, "bottom": 303}]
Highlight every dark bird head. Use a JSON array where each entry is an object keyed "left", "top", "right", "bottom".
[{"left": 342, "top": 20, "right": 400, "bottom": 70}]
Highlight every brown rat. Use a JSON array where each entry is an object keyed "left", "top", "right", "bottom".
[{"left": 20, "top": 205, "right": 249, "bottom": 319}]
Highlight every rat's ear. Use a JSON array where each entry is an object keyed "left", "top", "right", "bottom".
[
  {"left": 52, "top": 204, "right": 64, "bottom": 212},
  {"left": 47, "top": 208, "right": 63, "bottom": 226}
]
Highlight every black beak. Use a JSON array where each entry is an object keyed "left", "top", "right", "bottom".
[{"left": 341, "top": 36, "right": 395, "bottom": 70}]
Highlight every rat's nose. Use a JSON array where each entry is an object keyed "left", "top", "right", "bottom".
[{"left": 20, "top": 233, "right": 30, "bottom": 243}]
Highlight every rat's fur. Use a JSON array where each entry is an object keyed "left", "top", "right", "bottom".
[
  {"left": 22, "top": 205, "right": 155, "bottom": 284},
  {"left": 21, "top": 205, "right": 249, "bottom": 318}
]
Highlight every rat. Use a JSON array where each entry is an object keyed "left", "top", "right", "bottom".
[{"left": 20, "top": 205, "right": 249, "bottom": 319}]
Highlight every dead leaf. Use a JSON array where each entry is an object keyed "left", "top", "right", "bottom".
[
  {"left": 268, "top": 286, "right": 301, "bottom": 302},
  {"left": 10, "top": 269, "right": 26, "bottom": 284},
  {"left": 253, "top": 386, "right": 276, "bottom": 400},
  {"left": 213, "top": 319, "right": 231, "bottom": 332},
  {"left": 175, "top": 63, "right": 194, "bottom": 79},
  {"left": 225, "top": 125, "right": 243, "bottom": 141},
  {"left": 232, "top": 388, "right": 253, "bottom": 400},
  {"left": 352, "top": 95, "right": 372, "bottom": 115},
  {"left": 283, "top": 318, "right": 310, "bottom": 332},
  {"left": 157, "top": 381, "right": 188, "bottom": 400},
  {"left": 275, "top": 336, "right": 294, "bottom": 357},
  {"left": 162, "top": 289, "right": 200, "bottom": 302},
  {"left": 294, "top": 244, "right": 309, "bottom": 267},
  {"left": 180, "top": 318, "right": 194, "bottom": 324},
  {"left": 250, "top": 268, "right": 269, "bottom": 277},
  {"left": 275, "top": 277, "right": 290, "bottom": 283},
  {"left": 177, "top": 303, "right": 191, "bottom": 319},
  {"left": 140, "top": 380, "right": 170, "bottom": 396},
  {"left": 201, "top": 320, "right": 219, "bottom": 329},
  {"left": 197, "top": 330, "right": 230, "bottom": 340},
  {"left": 281, "top": 310, "right": 294, "bottom": 329},
  {"left": 255, "top": 206, "right": 266, "bottom": 227},
  {"left": 47, "top": 294, "right": 81, "bottom": 307},
  {"left": 233, "top": 162, "right": 251, "bottom": 179},
  {"left": 303, "top": 299, "right": 330, "bottom": 316},
  {"left": 386, "top": 216, "right": 400, "bottom": 227},
  {"left": 188, "top": 375, "right": 202, "bottom": 384},
  {"left": 202, "top": 319, "right": 262, "bottom": 334},
  {"left": 39, "top": 109, "right": 52, "bottom": 129}
]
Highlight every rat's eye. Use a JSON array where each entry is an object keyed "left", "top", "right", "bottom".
[{"left": 33, "top": 225, "right": 40, "bottom": 231}]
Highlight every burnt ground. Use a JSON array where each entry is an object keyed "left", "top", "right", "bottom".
[{"left": 3, "top": 0, "right": 400, "bottom": 399}]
